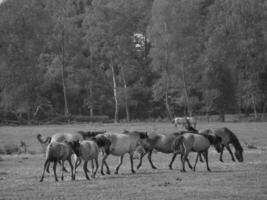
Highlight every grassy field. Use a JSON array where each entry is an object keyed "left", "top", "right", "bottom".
[{"left": 0, "top": 122, "right": 267, "bottom": 200}]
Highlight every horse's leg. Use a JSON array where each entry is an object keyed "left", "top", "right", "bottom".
[
  {"left": 181, "top": 151, "right": 189, "bottom": 172},
  {"left": 147, "top": 150, "right": 157, "bottom": 169},
  {"left": 83, "top": 160, "right": 90, "bottom": 180},
  {"left": 203, "top": 150, "right": 211, "bottom": 172},
  {"left": 90, "top": 160, "right": 94, "bottom": 173},
  {"left": 61, "top": 161, "right": 65, "bottom": 181},
  {"left": 226, "top": 145, "right": 235, "bottom": 162},
  {"left": 186, "top": 157, "right": 193, "bottom": 170},
  {"left": 53, "top": 161, "right": 58, "bottom": 182},
  {"left": 92, "top": 158, "right": 99, "bottom": 178},
  {"left": 169, "top": 153, "right": 177, "bottom": 170},
  {"left": 46, "top": 162, "right": 50, "bottom": 173},
  {"left": 115, "top": 155, "right": 124, "bottom": 174},
  {"left": 74, "top": 156, "right": 79, "bottom": 176},
  {"left": 193, "top": 153, "right": 199, "bottom": 171},
  {"left": 220, "top": 146, "right": 225, "bottom": 162},
  {"left": 101, "top": 153, "right": 109, "bottom": 175},
  {"left": 67, "top": 158, "right": 74, "bottom": 180},
  {"left": 199, "top": 152, "right": 204, "bottom": 163},
  {"left": 130, "top": 153, "right": 136, "bottom": 174},
  {"left": 136, "top": 151, "right": 147, "bottom": 169},
  {"left": 40, "top": 159, "right": 49, "bottom": 182}
]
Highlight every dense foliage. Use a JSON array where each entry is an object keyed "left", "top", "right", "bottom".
[{"left": 0, "top": 0, "right": 266, "bottom": 123}]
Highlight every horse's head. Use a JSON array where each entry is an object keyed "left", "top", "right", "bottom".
[
  {"left": 68, "top": 140, "right": 81, "bottom": 156},
  {"left": 139, "top": 131, "right": 148, "bottom": 139},
  {"left": 92, "top": 135, "right": 111, "bottom": 148},
  {"left": 235, "top": 147, "right": 244, "bottom": 162}
]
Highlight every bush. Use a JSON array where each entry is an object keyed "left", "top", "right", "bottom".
[
  {"left": 0, "top": 146, "right": 6, "bottom": 155},
  {"left": 4, "top": 144, "right": 19, "bottom": 154}
]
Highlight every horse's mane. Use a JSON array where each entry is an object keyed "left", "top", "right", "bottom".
[
  {"left": 201, "top": 133, "right": 214, "bottom": 144},
  {"left": 224, "top": 128, "right": 243, "bottom": 151}
]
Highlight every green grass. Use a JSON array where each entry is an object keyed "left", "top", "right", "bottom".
[{"left": 0, "top": 122, "right": 267, "bottom": 200}]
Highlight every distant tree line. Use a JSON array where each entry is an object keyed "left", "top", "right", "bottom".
[{"left": 0, "top": 0, "right": 266, "bottom": 123}]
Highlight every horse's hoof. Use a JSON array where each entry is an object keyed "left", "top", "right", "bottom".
[
  {"left": 40, "top": 179, "right": 43, "bottom": 182},
  {"left": 101, "top": 172, "right": 105, "bottom": 176},
  {"left": 180, "top": 170, "right": 186, "bottom": 173},
  {"left": 61, "top": 177, "right": 64, "bottom": 181},
  {"left": 232, "top": 159, "right": 236, "bottom": 162},
  {"left": 137, "top": 165, "right": 141, "bottom": 169},
  {"left": 132, "top": 170, "right": 136, "bottom": 174},
  {"left": 207, "top": 169, "right": 211, "bottom": 172},
  {"left": 193, "top": 168, "right": 196, "bottom": 171},
  {"left": 152, "top": 166, "right": 157, "bottom": 169},
  {"left": 220, "top": 159, "right": 223, "bottom": 162},
  {"left": 55, "top": 179, "right": 58, "bottom": 182},
  {"left": 114, "top": 171, "right": 118, "bottom": 175},
  {"left": 107, "top": 171, "right": 111, "bottom": 175},
  {"left": 169, "top": 166, "right": 173, "bottom": 170}
]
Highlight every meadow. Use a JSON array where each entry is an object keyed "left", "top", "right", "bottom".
[{"left": 0, "top": 122, "right": 267, "bottom": 200}]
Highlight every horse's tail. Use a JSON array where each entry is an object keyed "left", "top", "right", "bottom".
[
  {"left": 37, "top": 134, "right": 51, "bottom": 144},
  {"left": 224, "top": 128, "right": 243, "bottom": 151},
  {"left": 172, "top": 135, "right": 184, "bottom": 153}
]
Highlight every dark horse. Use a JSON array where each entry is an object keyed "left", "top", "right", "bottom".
[
  {"left": 213, "top": 127, "right": 243, "bottom": 162},
  {"left": 136, "top": 132, "right": 193, "bottom": 170}
]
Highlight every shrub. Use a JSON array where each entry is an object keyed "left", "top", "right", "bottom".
[{"left": 4, "top": 144, "right": 19, "bottom": 154}]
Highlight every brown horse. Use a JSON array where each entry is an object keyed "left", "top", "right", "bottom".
[
  {"left": 213, "top": 127, "right": 243, "bottom": 162},
  {"left": 173, "top": 132, "right": 222, "bottom": 172},
  {"left": 137, "top": 132, "right": 193, "bottom": 170},
  {"left": 94, "top": 131, "right": 148, "bottom": 175}
]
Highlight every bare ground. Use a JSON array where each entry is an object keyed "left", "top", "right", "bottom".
[{"left": 0, "top": 122, "right": 267, "bottom": 200}]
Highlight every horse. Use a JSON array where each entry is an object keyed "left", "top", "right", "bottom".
[
  {"left": 136, "top": 132, "right": 193, "bottom": 170},
  {"left": 37, "top": 133, "right": 83, "bottom": 173},
  {"left": 69, "top": 140, "right": 99, "bottom": 180},
  {"left": 94, "top": 131, "right": 148, "bottom": 175},
  {"left": 40, "top": 141, "right": 74, "bottom": 182},
  {"left": 172, "top": 117, "right": 197, "bottom": 128},
  {"left": 212, "top": 127, "right": 243, "bottom": 162},
  {"left": 77, "top": 130, "right": 106, "bottom": 139},
  {"left": 173, "top": 132, "right": 222, "bottom": 172}
]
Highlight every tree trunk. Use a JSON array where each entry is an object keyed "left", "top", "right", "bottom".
[
  {"left": 110, "top": 60, "right": 118, "bottom": 123},
  {"left": 181, "top": 63, "right": 191, "bottom": 116},
  {"left": 89, "top": 80, "right": 93, "bottom": 118},
  {"left": 61, "top": 29, "right": 70, "bottom": 120},
  {"left": 121, "top": 65, "right": 130, "bottom": 122},
  {"left": 219, "top": 111, "right": 225, "bottom": 122},
  {"left": 251, "top": 94, "right": 258, "bottom": 120},
  {"left": 89, "top": 48, "right": 94, "bottom": 118}
]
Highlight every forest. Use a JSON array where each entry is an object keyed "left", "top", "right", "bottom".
[{"left": 0, "top": 0, "right": 266, "bottom": 124}]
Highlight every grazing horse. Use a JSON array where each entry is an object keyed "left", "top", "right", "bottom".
[
  {"left": 172, "top": 117, "right": 197, "bottom": 128},
  {"left": 213, "top": 127, "right": 243, "bottom": 162},
  {"left": 173, "top": 132, "right": 222, "bottom": 172},
  {"left": 94, "top": 131, "right": 148, "bottom": 175},
  {"left": 137, "top": 132, "right": 193, "bottom": 170}
]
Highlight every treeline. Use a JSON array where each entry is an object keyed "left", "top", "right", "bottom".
[{"left": 0, "top": 0, "right": 266, "bottom": 123}]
